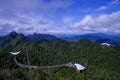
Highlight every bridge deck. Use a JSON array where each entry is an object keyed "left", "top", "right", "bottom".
[{"left": 14, "top": 56, "right": 75, "bottom": 69}]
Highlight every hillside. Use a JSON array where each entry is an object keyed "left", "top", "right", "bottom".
[
  {"left": 0, "top": 39, "right": 120, "bottom": 80},
  {"left": 61, "top": 33, "right": 120, "bottom": 48},
  {"left": 0, "top": 37, "right": 2, "bottom": 41},
  {"left": 0, "top": 31, "right": 27, "bottom": 49}
]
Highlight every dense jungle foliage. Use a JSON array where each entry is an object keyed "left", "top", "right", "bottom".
[{"left": 0, "top": 39, "right": 120, "bottom": 80}]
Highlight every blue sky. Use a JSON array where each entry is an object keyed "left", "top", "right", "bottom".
[{"left": 0, "top": 0, "right": 120, "bottom": 35}]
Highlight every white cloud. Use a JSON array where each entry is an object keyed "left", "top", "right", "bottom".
[
  {"left": 0, "top": 11, "right": 51, "bottom": 35},
  {"left": 45, "top": 29, "right": 88, "bottom": 35},
  {"left": 97, "top": 6, "right": 108, "bottom": 11},
  {"left": 72, "top": 11, "right": 120, "bottom": 34},
  {"left": 97, "top": 0, "right": 120, "bottom": 11},
  {"left": 0, "top": 10, "right": 120, "bottom": 35},
  {"left": 110, "top": 0, "right": 120, "bottom": 5},
  {"left": 0, "top": 0, "right": 73, "bottom": 14}
]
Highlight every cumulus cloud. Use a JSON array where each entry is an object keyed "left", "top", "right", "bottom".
[
  {"left": 0, "top": 0, "right": 119, "bottom": 35},
  {"left": 1, "top": 10, "right": 120, "bottom": 35},
  {"left": 72, "top": 11, "right": 120, "bottom": 34},
  {"left": 0, "top": 11, "right": 51, "bottom": 35},
  {"left": 0, "top": 10, "right": 77, "bottom": 35}
]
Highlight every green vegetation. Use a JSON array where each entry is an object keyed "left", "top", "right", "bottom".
[{"left": 0, "top": 39, "right": 120, "bottom": 80}]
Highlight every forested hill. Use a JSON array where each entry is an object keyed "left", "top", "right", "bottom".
[
  {"left": 0, "top": 31, "right": 27, "bottom": 49},
  {"left": 0, "top": 38, "right": 120, "bottom": 80},
  {"left": 0, "top": 31, "right": 57, "bottom": 49}
]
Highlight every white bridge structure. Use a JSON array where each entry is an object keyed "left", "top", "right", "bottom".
[{"left": 10, "top": 51, "right": 86, "bottom": 73}]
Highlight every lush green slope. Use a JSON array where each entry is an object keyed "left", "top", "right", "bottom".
[
  {"left": 0, "top": 39, "right": 120, "bottom": 80},
  {"left": 0, "top": 31, "right": 27, "bottom": 49}
]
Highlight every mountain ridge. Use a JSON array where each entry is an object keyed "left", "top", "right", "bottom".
[
  {"left": 60, "top": 33, "right": 120, "bottom": 48},
  {"left": 0, "top": 31, "right": 27, "bottom": 48},
  {"left": 0, "top": 31, "right": 120, "bottom": 48},
  {"left": 0, "top": 31, "right": 58, "bottom": 48},
  {"left": 27, "top": 33, "right": 57, "bottom": 42}
]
